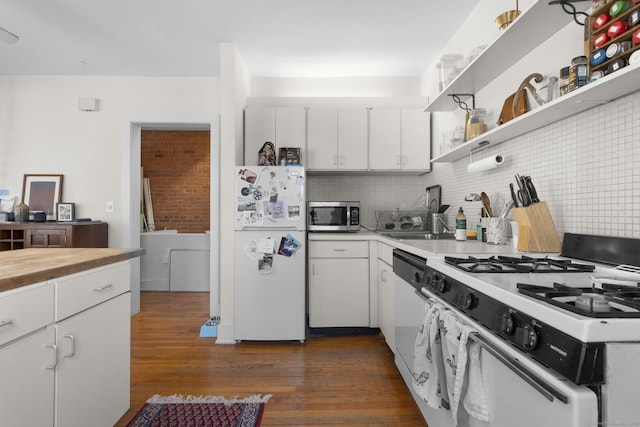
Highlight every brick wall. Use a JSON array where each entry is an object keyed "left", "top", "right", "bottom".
[{"left": 141, "top": 130, "right": 210, "bottom": 233}]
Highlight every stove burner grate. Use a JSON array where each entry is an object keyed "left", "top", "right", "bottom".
[
  {"left": 517, "top": 282, "right": 640, "bottom": 318},
  {"left": 445, "top": 255, "right": 596, "bottom": 274}
]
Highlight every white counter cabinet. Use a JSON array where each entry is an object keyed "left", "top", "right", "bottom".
[
  {"left": 308, "top": 240, "right": 370, "bottom": 327},
  {"left": 376, "top": 242, "right": 395, "bottom": 350},
  {"left": 0, "top": 282, "right": 55, "bottom": 427},
  {"left": 54, "top": 261, "right": 131, "bottom": 427},
  {"left": 0, "top": 260, "right": 131, "bottom": 427}
]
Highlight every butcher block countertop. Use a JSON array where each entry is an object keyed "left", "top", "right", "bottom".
[{"left": 0, "top": 248, "right": 145, "bottom": 292}]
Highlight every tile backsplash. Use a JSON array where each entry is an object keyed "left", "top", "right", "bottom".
[{"left": 308, "top": 90, "right": 640, "bottom": 239}]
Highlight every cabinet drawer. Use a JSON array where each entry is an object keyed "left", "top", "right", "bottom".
[
  {"left": 0, "top": 282, "right": 54, "bottom": 346},
  {"left": 55, "top": 261, "right": 130, "bottom": 321},
  {"left": 310, "top": 241, "right": 369, "bottom": 258},
  {"left": 378, "top": 242, "right": 394, "bottom": 265}
]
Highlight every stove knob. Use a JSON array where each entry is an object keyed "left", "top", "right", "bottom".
[
  {"left": 515, "top": 324, "right": 538, "bottom": 350},
  {"left": 457, "top": 292, "right": 475, "bottom": 310},
  {"left": 414, "top": 271, "right": 422, "bottom": 284},
  {"left": 431, "top": 274, "right": 447, "bottom": 293},
  {"left": 498, "top": 313, "right": 514, "bottom": 335}
]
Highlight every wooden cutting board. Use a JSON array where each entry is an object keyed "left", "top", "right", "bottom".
[{"left": 0, "top": 248, "right": 144, "bottom": 292}]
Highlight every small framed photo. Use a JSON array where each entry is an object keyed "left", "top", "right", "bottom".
[{"left": 56, "top": 202, "right": 75, "bottom": 222}]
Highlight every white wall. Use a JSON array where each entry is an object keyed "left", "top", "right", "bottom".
[
  {"left": 0, "top": 76, "right": 219, "bottom": 247},
  {"left": 217, "top": 43, "right": 251, "bottom": 343},
  {"left": 251, "top": 76, "right": 421, "bottom": 98}
]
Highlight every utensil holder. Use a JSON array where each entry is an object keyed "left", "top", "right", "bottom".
[{"left": 512, "top": 201, "right": 562, "bottom": 252}]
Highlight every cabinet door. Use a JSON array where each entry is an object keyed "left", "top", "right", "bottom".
[
  {"left": 369, "top": 108, "right": 402, "bottom": 170},
  {"left": 244, "top": 107, "right": 276, "bottom": 165},
  {"left": 275, "top": 107, "right": 306, "bottom": 152},
  {"left": 307, "top": 108, "right": 338, "bottom": 170},
  {"left": 309, "top": 258, "right": 369, "bottom": 327},
  {"left": 55, "top": 293, "right": 130, "bottom": 427},
  {"left": 0, "top": 327, "right": 55, "bottom": 427},
  {"left": 401, "top": 109, "right": 431, "bottom": 171},
  {"left": 337, "top": 109, "right": 368, "bottom": 170},
  {"left": 26, "top": 228, "right": 66, "bottom": 248},
  {"left": 377, "top": 258, "right": 394, "bottom": 350}
]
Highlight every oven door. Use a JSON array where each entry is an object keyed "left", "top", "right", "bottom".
[{"left": 417, "top": 286, "right": 599, "bottom": 427}]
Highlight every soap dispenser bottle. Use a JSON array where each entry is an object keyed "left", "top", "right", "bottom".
[{"left": 455, "top": 207, "right": 467, "bottom": 241}]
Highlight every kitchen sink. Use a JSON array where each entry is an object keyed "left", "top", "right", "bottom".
[{"left": 376, "top": 231, "right": 455, "bottom": 240}]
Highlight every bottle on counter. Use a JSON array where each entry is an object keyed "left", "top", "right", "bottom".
[
  {"left": 14, "top": 200, "right": 29, "bottom": 222},
  {"left": 476, "top": 210, "right": 483, "bottom": 242},
  {"left": 455, "top": 207, "right": 467, "bottom": 241}
]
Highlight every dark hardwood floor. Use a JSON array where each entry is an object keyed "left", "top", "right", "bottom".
[{"left": 114, "top": 291, "right": 426, "bottom": 426}]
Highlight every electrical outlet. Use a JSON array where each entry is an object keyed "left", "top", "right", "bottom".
[{"left": 106, "top": 200, "right": 114, "bottom": 212}]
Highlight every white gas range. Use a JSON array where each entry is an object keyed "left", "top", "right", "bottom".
[{"left": 395, "top": 233, "right": 640, "bottom": 427}]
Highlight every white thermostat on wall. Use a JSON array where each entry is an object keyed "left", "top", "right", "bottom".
[{"left": 78, "top": 97, "right": 99, "bottom": 111}]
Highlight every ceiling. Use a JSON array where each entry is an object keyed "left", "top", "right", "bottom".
[{"left": 0, "top": 0, "right": 480, "bottom": 78}]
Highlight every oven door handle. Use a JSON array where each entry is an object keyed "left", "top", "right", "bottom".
[{"left": 468, "top": 332, "right": 568, "bottom": 404}]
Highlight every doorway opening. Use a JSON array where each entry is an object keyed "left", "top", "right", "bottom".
[{"left": 123, "top": 114, "right": 220, "bottom": 317}]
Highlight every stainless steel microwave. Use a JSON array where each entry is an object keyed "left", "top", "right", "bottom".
[{"left": 307, "top": 201, "right": 360, "bottom": 232}]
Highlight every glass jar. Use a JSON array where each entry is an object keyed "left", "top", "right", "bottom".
[
  {"left": 569, "top": 56, "right": 588, "bottom": 92},
  {"left": 14, "top": 201, "right": 29, "bottom": 222},
  {"left": 466, "top": 108, "right": 488, "bottom": 141},
  {"left": 559, "top": 66, "right": 570, "bottom": 96},
  {"left": 436, "top": 54, "right": 464, "bottom": 92}
]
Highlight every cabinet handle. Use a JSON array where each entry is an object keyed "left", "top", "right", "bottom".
[
  {"left": 396, "top": 155, "right": 401, "bottom": 166},
  {"left": 402, "top": 156, "right": 407, "bottom": 165},
  {"left": 333, "top": 248, "right": 346, "bottom": 252},
  {"left": 63, "top": 334, "right": 76, "bottom": 358},
  {"left": 0, "top": 319, "right": 13, "bottom": 328},
  {"left": 381, "top": 269, "right": 388, "bottom": 282},
  {"left": 45, "top": 344, "right": 58, "bottom": 369},
  {"left": 333, "top": 155, "right": 338, "bottom": 166},
  {"left": 93, "top": 283, "right": 113, "bottom": 292},
  {"left": 339, "top": 155, "right": 345, "bottom": 165},
  {"left": 312, "top": 264, "right": 316, "bottom": 275}
]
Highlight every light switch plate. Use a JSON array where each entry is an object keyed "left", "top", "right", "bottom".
[{"left": 106, "top": 200, "right": 114, "bottom": 212}]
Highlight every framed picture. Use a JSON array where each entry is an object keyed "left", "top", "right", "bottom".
[
  {"left": 22, "top": 174, "right": 63, "bottom": 220},
  {"left": 56, "top": 202, "right": 75, "bottom": 222}
]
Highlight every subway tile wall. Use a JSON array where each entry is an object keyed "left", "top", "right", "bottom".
[{"left": 308, "top": 90, "right": 640, "bottom": 239}]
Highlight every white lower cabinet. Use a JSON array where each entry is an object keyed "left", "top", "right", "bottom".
[
  {"left": 55, "top": 292, "right": 130, "bottom": 427},
  {"left": 309, "top": 240, "right": 370, "bottom": 327},
  {"left": 54, "top": 261, "right": 131, "bottom": 427},
  {"left": 0, "top": 261, "right": 131, "bottom": 427},
  {"left": 0, "top": 327, "right": 56, "bottom": 427},
  {"left": 377, "top": 242, "right": 395, "bottom": 350},
  {"left": 0, "top": 281, "right": 55, "bottom": 426}
]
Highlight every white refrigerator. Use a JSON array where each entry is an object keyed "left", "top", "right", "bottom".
[{"left": 233, "top": 165, "right": 306, "bottom": 341}]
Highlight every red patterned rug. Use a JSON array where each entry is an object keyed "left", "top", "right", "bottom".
[{"left": 126, "top": 394, "right": 271, "bottom": 427}]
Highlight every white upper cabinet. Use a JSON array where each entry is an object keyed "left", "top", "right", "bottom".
[
  {"left": 307, "top": 108, "right": 368, "bottom": 171},
  {"left": 369, "top": 108, "right": 430, "bottom": 171},
  {"left": 306, "top": 108, "right": 337, "bottom": 170},
  {"left": 244, "top": 107, "right": 305, "bottom": 165},
  {"left": 338, "top": 109, "right": 368, "bottom": 170}
]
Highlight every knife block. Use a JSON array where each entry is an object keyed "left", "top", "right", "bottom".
[{"left": 512, "top": 201, "right": 562, "bottom": 253}]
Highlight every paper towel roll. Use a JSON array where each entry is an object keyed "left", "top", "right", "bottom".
[{"left": 467, "top": 154, "right": 504, "bottom": 173}]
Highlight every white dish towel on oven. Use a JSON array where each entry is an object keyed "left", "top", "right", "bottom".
[
  {"left": 463, "top": 341, "right": 491, "bottom": 422},
  {"left": 414, "top": 299, "right": 491, "bottom": 425},
  {"left": 441, "top": 310, "right": 491, "bottom": 426},
  {"left": 413, "top": 299, "right": 449, "bottom": 409}
]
